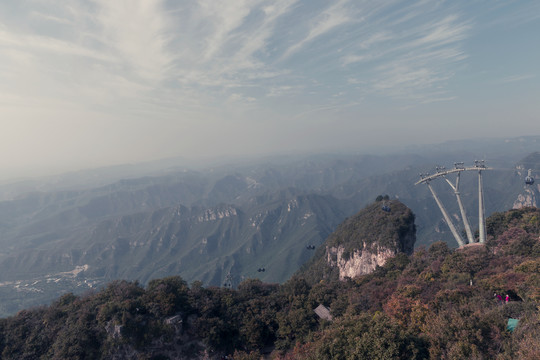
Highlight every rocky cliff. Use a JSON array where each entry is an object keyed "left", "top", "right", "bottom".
[
  {"left": 299, "top": 199, "right": 416, "bottom": 282},
  {"left": 325, "top": 200, "right": 416, "bottom": 279}
]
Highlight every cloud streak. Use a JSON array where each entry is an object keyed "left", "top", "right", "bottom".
[
  {"left": 0, "top": 0, "right": 474, "bottom": 111},
  {"left": 497, "top": 74, "right": 536, "bottom": 84},
  {"left": 280, "top": 0, "right": 354, "bottom": 60},
  {"left": 340, "top": 6, "right": 471, "bottom": 102}
]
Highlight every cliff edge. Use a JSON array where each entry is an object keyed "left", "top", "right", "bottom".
[{"left": 299, "top": 199, "right": 416, "bottom": 283}]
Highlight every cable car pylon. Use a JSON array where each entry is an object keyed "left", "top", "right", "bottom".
[
  {"left": 475, "top": 160, "right": 487, "bottom": 243},
  {"left": 416, "top": 160, "right": 490, "bottom": 247},
  {"left": 424, "top": 177, "right": 466, "bottom": 247},
  {"left": 442, "top": 164, "right": 474, "bottom": 244}
]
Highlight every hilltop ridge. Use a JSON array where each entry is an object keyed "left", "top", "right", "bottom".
[{"left": 299, "top": 199, "right": 416, "bottom": 283}]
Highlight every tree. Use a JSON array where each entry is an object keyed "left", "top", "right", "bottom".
[{"left": 145, "top": 276, "right": 190, "bottom": 316}]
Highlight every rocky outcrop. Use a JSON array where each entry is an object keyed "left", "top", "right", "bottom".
[
  {"left": 327, "top": 244, "right": 397, "bottom": 280},
  {"left": 323, "top": 200, "right": 416, "bottom": 279},
  {"left": 513, "top": 190, "right": 537, "bottom": 209}
]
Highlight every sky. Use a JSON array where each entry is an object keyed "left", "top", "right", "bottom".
[{"left": 0, "top": 0, "right": 539, "bottom": 178}]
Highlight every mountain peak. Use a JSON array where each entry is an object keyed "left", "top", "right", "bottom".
[
  {"left": 326, "top": 199, "right": 416, "bottom": 255},
  {"left": 299, "top": 199, "right": 416, "bottom": 282}
]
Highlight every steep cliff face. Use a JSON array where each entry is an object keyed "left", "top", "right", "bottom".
[
  {"left": 513, "top": 190, "right": 537, "bottom": 209},
  {"left": 326, "top": 244, "right": 395, "bottom": 280},
  {"left": 324, "top": 200, "right": 416, "bottom": 280},
  {"left": 299, "top": 200, "right": 416, "bottom": 283}
]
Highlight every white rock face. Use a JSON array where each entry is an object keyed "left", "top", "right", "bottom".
[
  {"left": 326, "top": 244, "right": 396, "bottom": 280},
  {"left": 513, "top": 188, "right": 538, "bottom": 209},
  {"left": 197, "top": 207, "right": 238, "bottom": 222}
]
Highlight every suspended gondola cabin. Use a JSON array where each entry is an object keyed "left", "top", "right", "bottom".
[{"left": 525, "top": 169, "right": 535, "bottom": 185}]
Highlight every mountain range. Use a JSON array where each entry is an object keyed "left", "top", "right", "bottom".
[{"left": 0, "top": 136, "right": 538, "bottom": 316}]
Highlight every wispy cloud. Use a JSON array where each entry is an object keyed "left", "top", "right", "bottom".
[
  {"left": 496, "top": 74, "right": 536, "bottom": 84},
  {"left": 0, "top": 27, "right": 116, "bottom": 62},
  {"left": 479, "top": 1, "right": 540, "bottom": 29},
  {"left": 280, "top": 0, "right": 355, "bottom": 60},
  {"left": 92, "top": 0, "right": 173, "bottom": 81},
  {"left": 341, "top": 54, "right": 370, "bottom": 66},
  {"left": 412, "top": 15, "right": 470, "bottom": 47},
  {"left": 267, "top": 85, "right": 300, "bottom": 97},
  {"left": 0, "top": 0, "right": 473, "bottom": 111},
  {"left": 360, "top": 8, "right": 470, "bottom": 102},
  {"left": 30, "top": 11, "right": 74, "bottom": 25},
  {"left": 166, "top": 0, "right": 299, "bottom": 94}
]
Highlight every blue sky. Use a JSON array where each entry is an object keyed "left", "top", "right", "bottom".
[{"left": 0, "top": 0, "right": 539, "bottom": 177}]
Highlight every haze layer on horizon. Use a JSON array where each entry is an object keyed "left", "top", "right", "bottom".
[{"left": 0, "top": 1, "right": 539, "bottom": 178}]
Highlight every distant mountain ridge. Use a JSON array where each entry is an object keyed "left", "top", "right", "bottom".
[
  {"left": 0, "top": 189, "right": 349, "bottom": 316},
  {"left": 1, "top": 191, "right": 347, "bottom": 280}
]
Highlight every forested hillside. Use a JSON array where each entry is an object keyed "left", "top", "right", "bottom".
[{"left": 1, "top": 206, "right": 538, "bottom": 359}]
